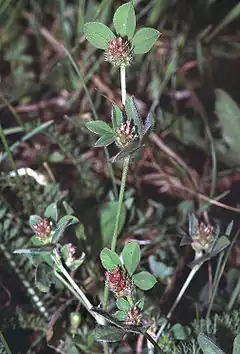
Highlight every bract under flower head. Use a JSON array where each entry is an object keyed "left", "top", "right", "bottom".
[{"left": 105, "top": 37, "right": 133, "bottom": 67}]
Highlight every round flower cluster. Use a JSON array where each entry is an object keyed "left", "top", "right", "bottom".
[
  {"left": 192, "top": 222, "right": 214, "bottom": 254},
  {"left": 33, "top": 217, "right": 52, "bottom": 242},
  {"left": 105, "top": 37, "right": 133, "bottom": 67},
  {"left": 115, "top": 120, "right": 138, "bottom": 148},
  {"left": 106, "top": 266, "right": 132, "bottom": 297}
]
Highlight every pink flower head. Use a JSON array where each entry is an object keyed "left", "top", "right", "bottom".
[
  {"left": 105, "top": 37, "right": 133, "bottom": 67},
  {"left": 106, "top": 266, "right": 132, "bottom": 297},
  {"left": 33, "top": 217, "right": 52, "bottom": 240}
]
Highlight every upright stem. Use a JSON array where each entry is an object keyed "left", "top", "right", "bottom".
[
  {"left": 155, "top": 263, "right": 201, "bottom": 341},
  {"left": 103, "top": 65, "right": 129, "bottom": 310},
  {"left": 111, "top": 155, "right": 130, "bottom": 252},
  {"left": 120, "top": 65, "right": 126, "bottom": 104}
]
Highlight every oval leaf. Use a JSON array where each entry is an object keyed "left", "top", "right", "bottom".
[
  {"left": 122, "top": 241, "right": 141, "bottom": 276},
  {"left": 198, "top": 333, "right": 225, "bottom": 354},
  {"left": 44, "top": 203, "right": 58, "bottom": 222},
  {"left": 113, "top": 3, "right": 136, "bottom": 39},
  {"left": 35, "top": 262, "right": 55, "bottom": 293},
  {"left": 95, "top": 134, "right": 115, "bottom": 147},
  {"left": 115, "top": 310, "right": 127, "bottom": 321},
  {"left": 100, "top": 201, "right": 126, "bottom": 246},
  {"left": 86, "top": 120, "right": 113, "bottom": 135},
  {"left": 116, "top": 298, "right": 130, "bottom": 312},
  {"left": 94, "top": 325, "right": 124, "bottom": 342},
  {"left": 100, "top": 248, "right": 121, "bottom": 271},
  {"left": 84, "top": 22, "right": 115, "bottom": 49},
  {"left": 133, "top": 271, "right": 157, "bottom": 291},
  {"left": 132, "top": 28, "right": 160, "bottom": 54}
]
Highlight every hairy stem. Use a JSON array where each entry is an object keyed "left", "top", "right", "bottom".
[
  {"left": 103, "top": 65, "right": 130, "bottom": 310},
  {"left": 52, "top": 251, "right": 105, "bottom": 325}
]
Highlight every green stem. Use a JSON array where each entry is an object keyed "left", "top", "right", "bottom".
[
  {"left": 52, "top": 251, "right": 105, "bottom": 325},
  {"left": 111, "top": 155, "right": 130, "bottom": 252},
  {"left": 155, "top": 262, "right": 202, "bottom": 341},
  {"left": 63, "top": 47, "right": 118, "bottom": 199},
  {"left": 120, "top": 65, "right": 126, "bottom": 104},
  {"left": 103, "top": 64, "right": 129, "bottom": 310}
]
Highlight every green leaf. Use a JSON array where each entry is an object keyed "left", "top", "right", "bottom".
[
  {"left": 133, "top": 271, "right": 157, "bottom": 291},
  {"left": 86, "top": 120, "right": 113, "bottom": 135},
  {"left": 233, "top": 334, "right": 240, "bottom": 354},
  {"left": 210, "top": 236, "right": 230, "bottom": 258},
  {"left": 115, "top": 311, "right": 127, "bottom": 321},
  {"left": 122, "top": 241, "right": 141, "bottom": 276},
  {"left": 95, "top": 134, "right": 115, "bottom": 147},
  {"left": 132, "top": 27, "right": 160, "bottom": 54},
  {"left": 52, "top": 215, "right": 79, "bottom": 243},
  {"left": 29, "top": 215, "right": 41, "bottom": 232},
  {"left": 214, "top": 89, "right": 240, "bottom": 167},
  {"left": 100, "top": 248, "right": 121, "bottom": 271},
  {"left": 116, "top": 298, "right": 130, "bottom": 312},
  {"left": 197, "top": 333, "right": 225, "bottom": 354},
  {"left": 100, "top": 201, "right": 126, "bottom": 246},
  {"left": 84, "top": 22, "right": 115, "bottom": 49},
  {"left": 113, "top": 2, "right": 136, "bottom": 39},
  {"left": 94, "top": 325, "right": 124, "bottom": 342},
  {"left": 111, "top": 104, "right": 123, "bottom": 133},
  {"left": 125, "top": 96, "right": 144, "bottom": 141},
  {"left": 35, "top": 262, "right": 55, "bottom": 293},
  {"left": 170, "top": 324, "right": 191, "bottom": 340},
  {"left": 44, "top": 203, "right": 58, "bottom": 222}
]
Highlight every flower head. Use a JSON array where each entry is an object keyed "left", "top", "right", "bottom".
[
  {"left": 105, "top": 37, "right": 133, "bottom": 67},
  {"left": 61, "top": 243, "right": 85, "bottom": 271},
  {"left": 115, "top": 120, "right": 138, "bottom": 148},
  {"left": 126, "top": 306, "right": 142, "bottom": 326},
  {"left": 32, "top": 217, "right": 52, "bottom": 243},
  {"left": 106, "top": 266, "right": 132, "bottom": 297},
  {"left": 191, "top": 222, "right": 214, "bottom": 254},
  {"left": 180, "top": 214, "right": 231, "bottom": 267}
]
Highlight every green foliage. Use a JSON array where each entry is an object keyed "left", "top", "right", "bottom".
[
  {"left": 100, "top": 248, "right": 121, "bottom": 271},
  {"left": 84, "top": 22, "right": 116, "bottom": 49},
  {"left": 84, "top": 1, "right": 160, "bottom": 58},
  {"left": 132, "top": 271, "right": 157, "bottom": 290},
  {"left": 132, "top": 28, "right": 160, "bottom": 54},
  {"left": 122, "top": 241, "right": 141, "bottom": 276},
  {"left": 113, "top": 2, "right": 136, "bottom": 39},
  {"left": 100, "top": 201, "right": 126, "bottom": 246}
]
